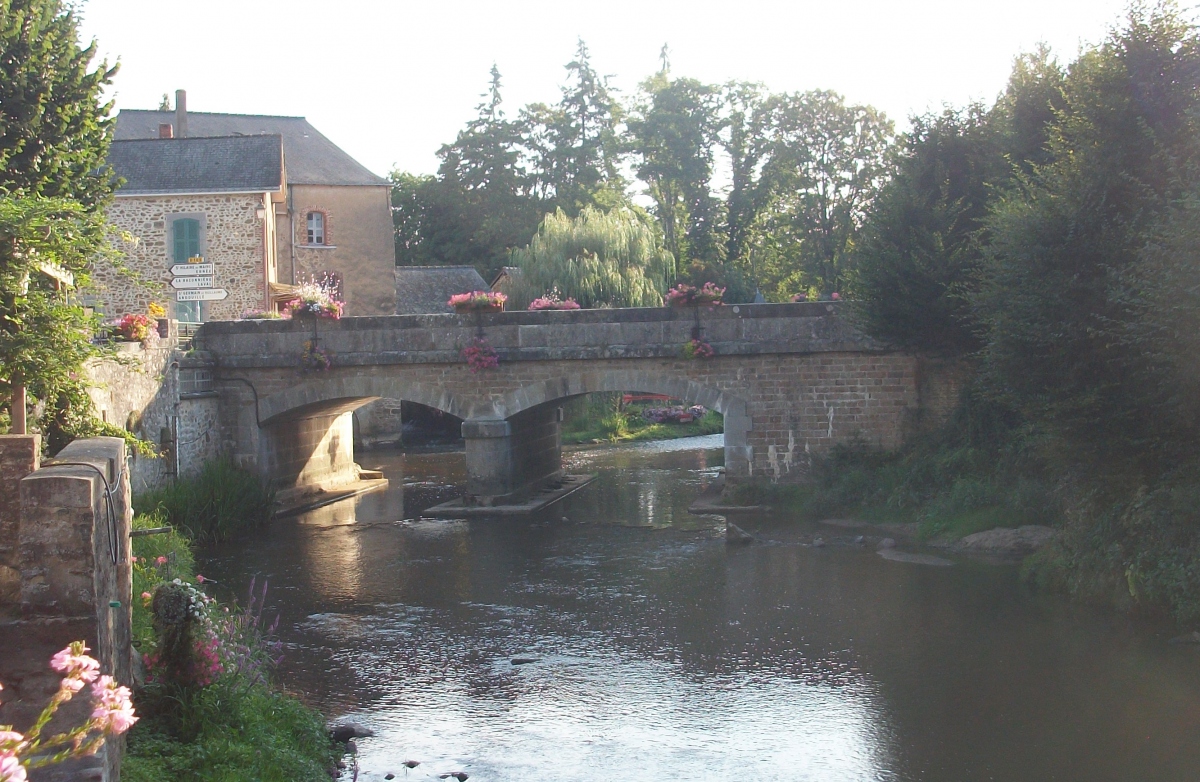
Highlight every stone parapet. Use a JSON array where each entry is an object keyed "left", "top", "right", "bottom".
[{"left": 196, "top": 302, "right": 879, "bottom": 369}]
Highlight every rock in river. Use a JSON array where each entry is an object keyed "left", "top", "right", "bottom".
[
  {"left": 953, "top": 526, "right": 1058, "bottom": 556},
  {"left": 877, "top": 549, "right": 954, "bottom": 567},
  {"left": 329, "top": 720, "right": 375, "bottom": 742}
]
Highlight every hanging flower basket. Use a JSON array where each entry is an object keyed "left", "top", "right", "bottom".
[
  {"left": 462, "top": 337, "right": 499, "bottom": 371},
  {"left": 300, "top": 340, "right": 332, "bottom": 372},
  {"left": 682, "top": 338, "right": 715, "bottom": 359},
  {"left": 449, "top": 291, "right": 506, "bottom": 313}
]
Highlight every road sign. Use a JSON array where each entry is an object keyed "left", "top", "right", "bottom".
[
  {"left": 171, "top": 276, "right": 214, "bottom": 289},
  {"left": 170, "top": 263, "right": 214, "bottom": 276},
  {"left": 176, "top": 289, "right": 228, "bottom": 301}
]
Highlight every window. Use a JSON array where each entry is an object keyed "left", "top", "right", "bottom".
[
  {"left": 171, "top": 217, "right": 203, "bottom": 323},
  {"left": 306, "top": 212, "right": 325, "bottom": 245}
]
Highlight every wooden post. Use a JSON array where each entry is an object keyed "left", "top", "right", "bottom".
[{"left": 10, "top": 374, "right": 25, "bottom": 435}]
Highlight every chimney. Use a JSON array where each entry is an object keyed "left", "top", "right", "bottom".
[
  {"left": 158, "top": 123, "right": 174, "bottom": 139},
  {"left": 175, "top": 89, "right": 187, "bottom": 138}
]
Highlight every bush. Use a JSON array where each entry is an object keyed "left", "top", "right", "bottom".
[
  {"left": 131, "top": 512, "right": 195, "bottom": 650},
  {"left": 134, "top": 459, "right": 275, "bottom": 542}
]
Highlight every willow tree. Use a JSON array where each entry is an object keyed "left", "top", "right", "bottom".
[{"left": 506, "top": 207, "right": 675, "bottom": 308}]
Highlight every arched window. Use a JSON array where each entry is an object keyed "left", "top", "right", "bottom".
[{"left": 306, "top": 211, "right": 325, "bottom": 245}]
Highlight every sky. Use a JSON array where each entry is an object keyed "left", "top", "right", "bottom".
[{"left": 77, "top": 0, "right": 1141, "bottom": 179}]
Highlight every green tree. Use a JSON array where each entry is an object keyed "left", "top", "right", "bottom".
[
  {"left": 718, "top": 82, "right": 774, "bottom": 275},
  {"left": 523, "top": 39, "right": 626, "bottom": 212},
  {"left": 978, "top": 2, "right": 1200, "bottom": 477},
  {"left": 390, "top": 67, "right": 544, "bottom": 279},
  {"left": 752, "top": 90, "right": 893, "bottom": 297},
  {"left": 849, "top": 47, "right": 1065, "bottom": 355},
  {"left": 0, "top": 0, "right": 116, "bottom": 206},
  {"left": 627, "top": 48, "right": 724, "bottom": 270},
  {"left": 505, "top": 207, "right": 674, "bottom": 309}
]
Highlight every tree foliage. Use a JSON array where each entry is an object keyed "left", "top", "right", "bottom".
[
  {"left": 505, "top": 207, "right": 674, "bottom": 309},
  {"left": 0, "top": 0, "right": 116, "bottom": 205}
]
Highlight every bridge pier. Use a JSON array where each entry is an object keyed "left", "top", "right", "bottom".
[{"left": 462, "top": 405, "right": 563, "bottom": 506}]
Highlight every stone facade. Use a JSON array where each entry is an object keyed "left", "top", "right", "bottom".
[
  {"left": 97, "top": 192, "right": 277, "bottom": 321},
  {"left": 282, "top": 184, "right": 395, "bottom": 317},
  {"left": 85, "top": 339, "right": 222, "bottom": 493},
  {"left": 196, "top": 302, "right": 935, "bottom": 495}
]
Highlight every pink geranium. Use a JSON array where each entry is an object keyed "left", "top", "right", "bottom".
[{"left": 89, "top": 677, "right": 137, "bottom": 735}]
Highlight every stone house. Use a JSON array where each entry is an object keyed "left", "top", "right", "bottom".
[
  {"left": 108, "top": 92, "right": 395, "bottom": 320},
  {"left": 98, "top": 135, "right": 286, "bottom": 321}
]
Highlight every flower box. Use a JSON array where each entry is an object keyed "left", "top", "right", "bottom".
[
  {"left": 449, "top": 291, "right": 507, "bottom": 313},
  {"left": 665, "top": 282, "right": 725, "bottom": 307}
]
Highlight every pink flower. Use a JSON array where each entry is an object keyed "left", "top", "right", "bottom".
[
  {"left": 831, "top": 292, "right": 841, "bottom": 300},
  {"left": 195, "top": 575, "right": 205, "bottom": 583},
  {"left": 0, "top": 753, "right": 26, "bottom": 782},
  {"left": 49, "top": 643, "right": 100, "bottom": 694},
  {"left": 89, "top": 676, "right": 137, "bottom": 735},
  {"left": 0, "top": 732, "right": 23, "bottom": 754},
  {"left": 155, "top": 556, "right": 168, "bottom": 566}
]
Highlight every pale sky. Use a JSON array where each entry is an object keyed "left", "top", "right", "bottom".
[{"left": 77, "top": 0, "right": 1142, "bottom": 179}]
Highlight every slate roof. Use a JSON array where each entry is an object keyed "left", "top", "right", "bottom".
[
  {"left": 115, "top": 110, "right": 386, "bottom": 187},
  {"left": 108, "top": 136, "right": 284, "bottom": 195},
  {"left": 395, "top": 266, "right": 489, "bottom": 314}
]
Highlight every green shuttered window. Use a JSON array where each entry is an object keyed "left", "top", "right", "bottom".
[{"left": 172, "top": 218, "right": 201, "bottom": 263}]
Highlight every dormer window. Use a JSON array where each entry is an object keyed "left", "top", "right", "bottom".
[{"left": 306, "top": 211, "right": 325, "bottom": 245}]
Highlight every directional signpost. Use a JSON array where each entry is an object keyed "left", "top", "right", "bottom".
[
  {"left": 170, "top": 257, "right": 227, "bottom": 303},
  {"left": 176, "top": 289, "right": 228, "bottom": 301}
]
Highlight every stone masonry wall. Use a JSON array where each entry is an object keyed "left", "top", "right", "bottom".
[
  {"left": 0, "top": 435, "right": 39, "bottom": 606},
  {"left": 1, "top": 437, "right": 134, "bottom": 782},
  {"left": 86, "top": 341, "right": 223, "bottom": 493},
  {"left": 97, "top": 193, "right": 271, "bottom": 321},
  {"left": 199, "top": 303, "right": 921, "bottom": 484}
]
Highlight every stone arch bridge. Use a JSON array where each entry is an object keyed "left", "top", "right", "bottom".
[{"left": 194, "top": 303, "right": 936, "bottom": 506}]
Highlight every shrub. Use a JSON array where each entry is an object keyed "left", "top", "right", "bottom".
[{"left": 134, "top": 459, "right": 275, "bottom": 542}]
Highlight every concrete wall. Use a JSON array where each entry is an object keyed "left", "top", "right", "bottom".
[
  {"left": 282, "top": 184, "right": 395, "bottom": 317},
  {"left": 263, "top": 407, "right": 359, "bottom": 496},
  {"left": 0, "top": 437, "right": 133, "bottom": 781},
  {"left": 98, "top": 192, "right": 275, "bottom": 321}
]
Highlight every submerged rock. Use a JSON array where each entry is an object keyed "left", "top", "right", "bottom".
[
  {"left": 953, "top": 526, "right": 1058, "bottom": 556},
  {"left": 511, "top": 657, "right": 541, "bottom": 665},
  {"left": 877, "top": 549, "right": 954, "bottom": 567},
  {"left": 1168, "top": 631, "right": 1200, "bottom": 645},
  {"left": 726, "top": 522, "right": 754, "bottom": 544},
  {"left": 877, "top": 538, "right": 897, "bottom": 549}
]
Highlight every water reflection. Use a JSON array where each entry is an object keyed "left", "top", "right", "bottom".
[{"left": 199, "top": 435, "right": 1200, "bottom": 782}]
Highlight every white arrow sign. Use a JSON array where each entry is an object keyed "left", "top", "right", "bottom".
[
  {"left": 171, "top": 263, "right": 214, "bottom": 276},
  {"left": 171, "top": 276, "right": 214, "bottom": 289},
  {"left": 176, "top": 288, "right": 228, "bottom": 301}
]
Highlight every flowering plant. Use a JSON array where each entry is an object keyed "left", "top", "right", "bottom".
[
  {"left": 147, "top": 302, "right": 167, "bottom": 319},
  {"left": 240, "top": 308, "right": 282, "bottom": 319},
  {"left": 448, "top": 291, "right": 506, "bottom": 312},
  {"left": 462, "top": 337, "right": 499, "bottom": 372},
  {"left": 112, "top": 313, "right": 153, "bottom": 342},
  {"left": 791, "top": 292, "right": 808, "bottom": 302},
  {"left": 665, "top": 282, "right": 724, "bottom": 306},
  {"left": 527, "top": 292, "right": 580, "bottom": 311},
  {"left": 0, "top": 642, "right": 136, "bottom": 779},
  {"left": 300, "top": 340, "right": 331, "bottom": 372},
  {"left": 682, "top": 338, "right": 715, "bottom": 359},
  {"left": 284, "top": 282, "right": 343, "bottom": 320}
]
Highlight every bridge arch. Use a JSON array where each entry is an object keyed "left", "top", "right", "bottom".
[
  {"left": 494, "top": 370, "right": 752, "bottom": 480},
  {"left": 258, "top": 375, "right": 469, "bottom": 425}
]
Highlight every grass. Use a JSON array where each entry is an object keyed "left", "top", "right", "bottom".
[
  {"left": 133, "top": 458, "right": 275, "bottom": 542},
  {"left": 561, "top": 394, "right": 724, "bottom": 445},
  {"left": 122, "top": 684, "right": 336, "bottom": 782}
]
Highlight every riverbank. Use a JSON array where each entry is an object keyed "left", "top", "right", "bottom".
[
  {"left": 561, "top": 394, "right": 723, "bottom": 445},
  {"left": 124, "top": 462, "right": 340, "bottom": 781}
]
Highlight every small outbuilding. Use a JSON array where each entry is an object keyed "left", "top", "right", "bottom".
[{"left": 394, "top": 266, "right": 488, "bottom": 315}]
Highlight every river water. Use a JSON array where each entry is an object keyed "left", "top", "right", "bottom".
[{"left": 200, "top": 435, "right": 1200, "bottom": 782}]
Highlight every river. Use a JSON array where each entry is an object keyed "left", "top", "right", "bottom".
[{"left": 199, "top": 435, "right": 1200, "bottom": 782}]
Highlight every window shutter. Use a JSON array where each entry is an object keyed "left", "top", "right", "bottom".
[{"left": 173, "top": 218, "right": 200, "bottom": 262}]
